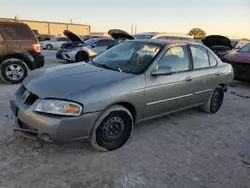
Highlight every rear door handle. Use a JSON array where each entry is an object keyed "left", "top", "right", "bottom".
[
  {"left": 215, "top": 72, "right": 222, "bottom": 76},
  {"left": 185, "top": 77, "right": 193, "bottom": 82}
]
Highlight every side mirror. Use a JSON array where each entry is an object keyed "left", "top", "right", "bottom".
[{"left": 151, "top": 66, "right": 173, "bottom": 76}]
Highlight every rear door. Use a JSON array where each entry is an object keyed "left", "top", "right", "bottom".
[
  {"left": 54, "top": 37, "right": 68, "bottom": 49},
  {"left": 188, "top": 45, "right": 220, "bottom": 103},
  {"left": 92, "top": 39, "right": 116, "bottom": 54},
  {"left": 144, "top": 44, "right": 197, "bottom": 118}
]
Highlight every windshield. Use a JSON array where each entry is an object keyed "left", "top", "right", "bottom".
[
  {"left": 134, "top": 35, "right": 154, "bottom": 39},
  {"left": 84, "top": 38, "right": 99, "bottom": 46},
  {"left": 92, "top": 41, "right": 161, "bottom": 74}
]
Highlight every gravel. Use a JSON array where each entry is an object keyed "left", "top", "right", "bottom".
[{"left": 0, "top": 51, "right": 249, "bottom": 188}]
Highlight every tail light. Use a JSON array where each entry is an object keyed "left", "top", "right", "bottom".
[{"left": 32, "top": 43, "right": 41, "bottom": 54}]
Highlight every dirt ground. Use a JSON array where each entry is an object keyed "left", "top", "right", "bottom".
[{"left": 0, "top": 52, "right": 250, "bottom": 187}]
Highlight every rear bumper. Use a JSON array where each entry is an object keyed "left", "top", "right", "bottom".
[{"left": 34, "top": 55, "right": 45, "bottom": 69}]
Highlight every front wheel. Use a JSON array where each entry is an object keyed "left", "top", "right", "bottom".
[
  {"left": 75, "top": 51, "right": 89, "bottom": 62},
  {"left": 90, "top": 105, "right": 133, "bottom": 151},
  {"left": 201, "top": 86, "right": 224, "bottom": 114}
]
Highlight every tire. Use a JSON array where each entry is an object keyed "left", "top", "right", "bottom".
[
  {"left": 201, "top": 86, "right": 224, "bottom": 114},
  {"left": 0, "top": 59, "right": 28, "bottom": 84},
  {"left": 75, "top": 51, "right": 89, "bottom": 62},
  {"left": 46, "top": 44, "right": 53, "bottom": 50},
  {"left": 90, "top": 105, "right": 134, "bottom": 151}
]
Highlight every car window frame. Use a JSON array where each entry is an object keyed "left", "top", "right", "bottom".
[
  {"left": 94, "top": 39, "right": 113, "bottom": 47},
  {"left": 151, "top": 44, "right": 192, "bottom": 75},
  {"left": 189, "top": 45, "right": 215, "bottom": 70},
  {"left": 207, "top": 51, "right": 218, "bottom": 67},
  {"left": 238, "top": 43, "right": 250, "bottom": 53}
]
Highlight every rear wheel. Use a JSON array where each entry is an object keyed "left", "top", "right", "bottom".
[
  {"left": 46, "top": 44, "right": 53, "bottom": 50},
  {"left": 75, "top": 51, "right": 89, "bottom": 62},
  {"left": 201, "top": 86, "right": 224, "bottom": 114},
  {"left": 0, "top": 58, "right": 28, "bottom": 84},
  {"left": 90, "top": 105, "right": 133, "bottom": 151}
]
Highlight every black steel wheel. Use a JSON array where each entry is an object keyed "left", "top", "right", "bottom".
[
  {"left": 90, "top": 105, "right": 133, "bottom": 151},
  {"left": 210, "top": 87, "right": 224, "bottom": 113},
  {"left": 201, "top": 86, "right": 224, "bottom": 114}
]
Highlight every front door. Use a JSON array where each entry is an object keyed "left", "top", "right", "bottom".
[{"left": 144, "top": 45, "right": 196, "bottom": 119}]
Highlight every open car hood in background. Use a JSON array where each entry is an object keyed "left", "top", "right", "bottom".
[
  {"left": 202, "top": 35, "right": 232, "bottom": 49},
  {"left": 63, "top": 30, "right": 84, "bottom": 43},
  {"left": 108, "top": 29, "right": 135, "bottom": 40}
]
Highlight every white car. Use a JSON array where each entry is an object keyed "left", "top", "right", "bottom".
[
  {"left": 56, "top": 30, "right": 118, "bottom": 62},
  {"left": 40, "top": 37, "right": 70, "bottom": 50},
  {"left": 134, "top": 32, "right": 196, "bottom": 41}
]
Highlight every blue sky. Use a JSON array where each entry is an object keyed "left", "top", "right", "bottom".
[{"left": 2, "top": 0, "right": 250, "bottom": 38}]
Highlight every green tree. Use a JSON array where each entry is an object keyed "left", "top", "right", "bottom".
[{"left": 188, "top": 28, "right": 206, "bottom": 39}]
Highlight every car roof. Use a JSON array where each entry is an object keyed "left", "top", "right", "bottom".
[
  {"left": 87, "top": 37, "right": 113, "bottom": 40},
  {"left": 153, "top": 33, "right": 193, "bottom": 38},
  {"left": 125, "top": 39, "right": 201, "bottom": 46}
]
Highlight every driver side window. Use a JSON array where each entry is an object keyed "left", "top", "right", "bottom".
[{"left": 157, "top": 46, "right": 190, "bottom": 73}]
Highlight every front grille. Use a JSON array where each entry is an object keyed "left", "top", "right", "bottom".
[
  {"left": 20, "top": 86, "right": 39, "bottom": 106},
  {"left": 18, "top": 120, "right": 38, "bottom": 137},
  {"left": 25, "top": 93, "right": 38, "bottom": 105}
]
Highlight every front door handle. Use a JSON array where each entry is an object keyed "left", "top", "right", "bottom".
[{"left": 185, "top": 77, "right": 193, "bottom": 82}]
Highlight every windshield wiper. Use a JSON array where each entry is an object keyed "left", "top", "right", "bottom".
[{"left": 90, "top": 60, "right": 120, "bottom": 72}]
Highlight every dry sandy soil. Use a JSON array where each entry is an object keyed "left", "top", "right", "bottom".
[{"left": 0, "top": 51, "right": 249, "bottom": 188}]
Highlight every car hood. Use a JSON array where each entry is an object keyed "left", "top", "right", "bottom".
[
  {"left": 23, "top": 63, "right": 133, "bottom": 99},
  {"left": 108, "top": 29, "right": 135, "bottom": 40},
  {"left": 63, "top": 30, "right": 84, "bottom": 43},
  {"left": 202, "top": 35, "right": 232, "bottom": 49}
]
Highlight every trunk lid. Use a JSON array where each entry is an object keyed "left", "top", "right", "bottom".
[
  {"left": 202, "top": 35, "right": 232, "bottom": 49},
  {"left": 108, "top": 29, "right": 135, "bottom": 40}
]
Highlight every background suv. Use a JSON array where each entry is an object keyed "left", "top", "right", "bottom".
[{"left": 0, "top": 21, "right": 44, "bottom": 84}]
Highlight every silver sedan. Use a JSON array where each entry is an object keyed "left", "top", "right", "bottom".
[{"left": 10, "top": 39, "right": 234, "bottom": 151}]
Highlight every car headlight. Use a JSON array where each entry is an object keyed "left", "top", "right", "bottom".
[{"left": 34, "top": 100, "right": 83, "bottom": 116}]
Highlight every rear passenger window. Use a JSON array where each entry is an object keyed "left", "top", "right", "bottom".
[
  {"left": 208, "top": 52, "right": 217, "bottom": 67},
  {"left": 190, "top": 46, "right": 209, "bottom": 69},
  {"left": 157, "top": 46, "right": 190, "bottom": 73},
  {"left": 57, "top": 37, "right": 67, "bottom": 41},
  {"left": 3, "top": 23, "right": 34, "bottom": 40}
]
